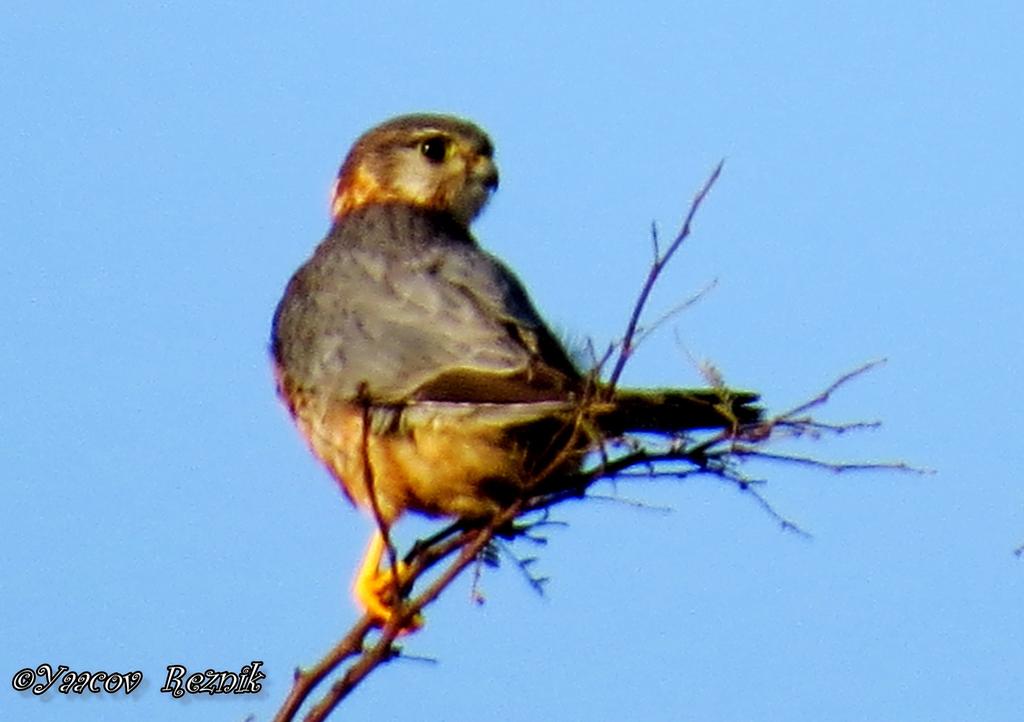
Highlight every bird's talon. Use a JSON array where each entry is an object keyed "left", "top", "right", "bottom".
[{"left": 353, "top": 532, "right": 424, "bottom": 634}]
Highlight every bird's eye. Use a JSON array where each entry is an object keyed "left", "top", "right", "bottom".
[{"left": 419, "top": 136, "right": 449, "bottom": 164}]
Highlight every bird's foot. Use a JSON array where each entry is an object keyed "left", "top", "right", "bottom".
[{"left": 353, "top": 532, "right": 424, "bottom": 635}]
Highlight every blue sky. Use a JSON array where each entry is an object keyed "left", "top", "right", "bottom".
[{"left": 2, "top": 3, "right": 1021, "bottom": 721}]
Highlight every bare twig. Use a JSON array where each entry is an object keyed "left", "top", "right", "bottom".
[
  {"left": 732, "top": 448, "right": 929, "bottom": 475},
  {"left": 493, "top": 539, "right": 549, "bottom": 596},
  {"left": 777, "top": 359, "right": 887, "bottom": 419},
  {"left": 631, "top": 278, "right": 719, "bottom": 352},
  {"left": 584, "top": 493, "right": 675, "bottom": 513},
  {"left": 299, "top": 508, "right": 523, "bottom": 721},
  {"left": 270, "top": 617, "right": 377, "bottom": 722},
  {"left": 359, "top": 403, "right": 400, "bottom": 606},
  {"left": 607, "top": 160, "right": 724, "bottom": 390}
]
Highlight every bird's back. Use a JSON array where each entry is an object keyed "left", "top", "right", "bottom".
[{"left": 272, "top": 203, "right": 580, "bottom": 409}]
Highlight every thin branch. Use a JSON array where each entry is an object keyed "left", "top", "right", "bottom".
[
  {"left": 306, "top": 504, "right": 527, "bottom": 719},
  {"left": 275, "top": 505, "right": 524, "bottom": 721},
  {"left": 493, "top": 539, "right": 549, "bottom": 596},
  {"left": 733, "top": 448, "right": 931, "bottom": 475},
  {"left": 270, "top": 617, "right": 377, "bottom": 722},
  {"left": 777, "top": 359, "right": 887, "bottom": 419},
  {"left": 631, "top": 278, "right": 719, "bottom": 352},
  {"left": 607, "top": 160, "right": 724, "bottom": 390},
  {"left": 359, "top": 403, "right": 400, "bottom": 605},
  {"left": 584, "top": 493, "right": 675, "bottom": 513},
  {"left": 722, "top": 473, "right": 813, "bottom": 537},
  {"left": 771, "top": 418, "right": 883, "bottom": 436}
]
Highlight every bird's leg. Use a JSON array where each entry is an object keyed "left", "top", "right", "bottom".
[{"left": 352, "top": 529, "right": 423, "bottom": 633}]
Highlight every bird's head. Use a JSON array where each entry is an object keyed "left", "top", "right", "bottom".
[{"left": 330, "top": 114, "right": 499, "bottom": 228}]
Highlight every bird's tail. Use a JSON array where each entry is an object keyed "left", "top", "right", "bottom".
[
  {"left": 590, "top": 387, "right": 762, "bottom": 436},
  {"left": 396, "top": 387, "right": 761, "bottom": 437}
]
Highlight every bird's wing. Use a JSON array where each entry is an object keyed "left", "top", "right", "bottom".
[{"left": 272, "top": 225, "right": 579, "bottom": 406}]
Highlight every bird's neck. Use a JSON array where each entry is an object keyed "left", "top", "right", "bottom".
[{"left": 326, "top": 203, "right": 477, "bottom": 250}]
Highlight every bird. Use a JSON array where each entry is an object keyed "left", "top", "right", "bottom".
[{"left": 271, "top": 113, "right": 759, "bottom": 627}]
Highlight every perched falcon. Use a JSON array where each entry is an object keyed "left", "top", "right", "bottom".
[{"left": 271, "top": 114, "right": 758, "bottom": 626}]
